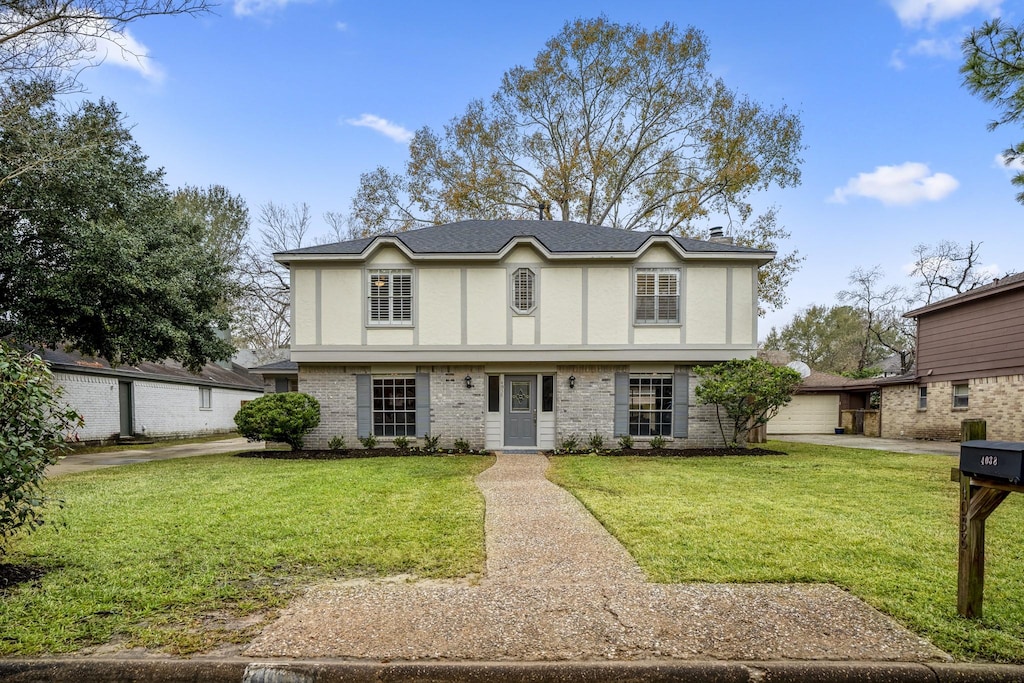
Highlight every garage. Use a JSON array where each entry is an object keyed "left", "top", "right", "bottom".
[{"left": 768, "top": 393, "right": 840, "bottom": 435}]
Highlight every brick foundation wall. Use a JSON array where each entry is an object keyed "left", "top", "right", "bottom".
[
  {"left": 553, "top": 364, "right": 733, "bottom": 449},
  {"left": 299, "top": 364, "right": 364, "bottom": 449},
  {"left": 427, "top": 365, "right": 486, "bottom": 450},
  {"left": 881, "top": 374, "right": 1024, "bottom": 441}
]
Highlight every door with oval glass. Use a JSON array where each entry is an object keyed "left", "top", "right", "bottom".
[{"left": 504, "top": 375, "right": 536, "bottom": 447}]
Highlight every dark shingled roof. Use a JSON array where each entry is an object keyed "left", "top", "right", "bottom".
[
  {"left": 40, "top": 347, "right": 263, "bottom": 391},
  {"left": 253, "top": 359, "right": 298, "bottom": 372},
  {"left": 277, "top": 220, "right": 770, "bottom": 256}
]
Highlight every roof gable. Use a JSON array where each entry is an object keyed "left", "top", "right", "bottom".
[
  {"left": 905, "top": 271, "right": 1024, "bottom": 318},
  {"left": 275, "top": 220, "right": 773, "bottom": 264}
]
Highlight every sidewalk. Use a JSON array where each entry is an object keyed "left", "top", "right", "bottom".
[
  {"left": 47, "top": 437, "right": 257, "bottom": 477},
  {"left": 772, "top": 433, "right": 962, "bottom": 456},
  {"left": 244, "top": 453, "right": 947, "bottom": 662}
]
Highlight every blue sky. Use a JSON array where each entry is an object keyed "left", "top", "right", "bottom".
[{"left": 77, "top": 0, "right": 1022, "bottom": 338}]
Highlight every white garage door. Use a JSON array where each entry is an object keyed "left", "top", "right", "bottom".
[{"left": 768, "top": 394, "right": 840, "bottom": 435}]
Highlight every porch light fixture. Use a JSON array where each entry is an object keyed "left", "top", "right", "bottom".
[
  {"left": 464, "top": 375, "right": 473, "bottom": 389},
  {"left": 568, "top": 375, "right": 576, "bottom": 389}
]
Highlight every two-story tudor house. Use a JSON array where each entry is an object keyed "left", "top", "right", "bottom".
[
  {"left": 881, "top": 272, "right": 1024, "bottom": 441},
  {"left": 275, "top": 220, "right": 773, "bottom": 450}
]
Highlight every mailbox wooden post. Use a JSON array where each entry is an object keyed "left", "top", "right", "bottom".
[{"left": 956, "top": 441, "right": 1024, "bottom": 619}]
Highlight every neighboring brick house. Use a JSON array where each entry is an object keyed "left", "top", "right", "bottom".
[
  {"left": 276, "top": 220, "right": 774, "bottom": 451},
  {"left": 881, "top": 273, "right": 1024, "bottom": 441},
  {"left": 253, "top": 359, "right": 299, "bottom": 394},
  {"left": 44, "top": 348, "right": 264, "bottom": 444}
]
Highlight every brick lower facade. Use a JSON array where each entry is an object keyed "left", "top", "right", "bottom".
[
  {"left": 881, "top": 374, "right": 1024, "bottom": 441},
  {"left": 298, "top": 364, "right": 733, "bottom": 450}
]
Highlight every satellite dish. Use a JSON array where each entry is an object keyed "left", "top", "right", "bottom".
[{"left": 786, "top": 360, "right": 812, "bottom": 379}]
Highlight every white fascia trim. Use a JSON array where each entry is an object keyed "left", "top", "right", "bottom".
[
  {"left": 274, "top": 234, "right": 774, "bottom": 266},
  {"left": 290, "top": 346, "right": 758, "bottom": 364}
]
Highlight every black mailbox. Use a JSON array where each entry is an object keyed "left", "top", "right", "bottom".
[{"left": 960, "top": 440, "right": 1024, "bottom": 483}]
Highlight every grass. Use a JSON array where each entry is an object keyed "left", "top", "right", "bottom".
[
  {"left": 548, "top": 441, "right": 1024, "bottom": 663},
  {"left": 1, "top": 453, "right": 493, "bottom": 655}
]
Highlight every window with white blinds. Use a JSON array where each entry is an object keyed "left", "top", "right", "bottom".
[
  {"left": 368, "top": 270, "right": 412, "bottom": 325},
  {"left": 635, "top": 269, "right": 679, "bottom": 324}
]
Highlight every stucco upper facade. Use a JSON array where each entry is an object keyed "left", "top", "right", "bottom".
[{"left": 278, "top": 223, "right": 769, "bottom": 366}]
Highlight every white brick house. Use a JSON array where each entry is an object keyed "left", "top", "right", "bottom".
[
  {"left": 276, "top": 220, "right": 773, "bottom": 450},
  {"left": 42, "top": 348, "right": 264, "bottom": 444}
]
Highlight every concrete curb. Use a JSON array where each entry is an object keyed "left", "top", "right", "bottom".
[{"left": 2, "top": 659, "right": 1024, "bottom": 683}]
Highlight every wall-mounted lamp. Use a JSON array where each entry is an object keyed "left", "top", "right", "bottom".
[
  {"left": 568, "top": 375, "right": 576, "bottom": 389},
  {"left": 464, "top": 375, "right": 474, "bottom": 389}
]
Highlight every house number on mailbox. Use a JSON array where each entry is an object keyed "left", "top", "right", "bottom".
[{"left": 980, "top": 455, "right": 999, "bottom": 466}]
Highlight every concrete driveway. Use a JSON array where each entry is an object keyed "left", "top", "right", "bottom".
[
  {"left": 771, "top": 433, "right": 961, "bottom": 456},
  {"left": 47, "top": 437, "right": 258, "bottom": 477}
]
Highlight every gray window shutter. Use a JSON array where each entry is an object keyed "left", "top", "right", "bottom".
[
  {"left": 415, "top": 372, "right": 431, "bottom": 437},
  {"left": 613, "top": 372, "right": 629, "bottom": 436},
  {"left": 673, "top": 371, "right": 689, "bottom": 438},
  {"left": 356, "top": 374, "right": 371, "bottom": 439}
]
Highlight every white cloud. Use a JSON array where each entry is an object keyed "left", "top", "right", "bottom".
[
  {"left": 87, "top": 24, "right": 164, "bottom": 82},
  {"left": 335, "top": 21, "right": 348, "bottom": 31},
  {"left": 994, "top": 151, "right": 1024, "bottom": 173},
  {"left": 908, "top": 37, "right": 958, "bottom": 58},
  {"left": 233, "top": 0, "right": 296, "bottom": 16},
  {"left": 345, "top": 114, "right": 414, "bottom": 144},
  {"left": 829, "top": 162, "right": 959, "bottom": 205},
  {"left": 889, "top": 50, "right": 907, "bottom": 70},
  {"left": 889, "top": 0, "right": 1002, "bottom": 26}
]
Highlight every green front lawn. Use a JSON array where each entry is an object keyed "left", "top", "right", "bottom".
[
  {"left": 549, "top": 442, "right": 1024, "bottom": 663},
  {"left": 1, "top": 454, "right": 492, "bottom": 655}
]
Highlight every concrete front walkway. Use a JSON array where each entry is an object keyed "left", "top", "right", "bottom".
[
  {"left": 772, "top": 433, "right": 961, "bottom": 456},
  {"left": 46, "top": 437, "right": 257, "bottom": 477},
  {"left": 245, "top": 453, "right": 948, "bottom": 662}
]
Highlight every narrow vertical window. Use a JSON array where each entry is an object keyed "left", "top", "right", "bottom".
[
  {"left": 512, "top": 268, "right": 535, "bottom": 313},
  {"left": 952, "top": 383, "right": 969, "bottom": 409},
  {"left": 635, "top": 269, "right": 679, "bottom": 324},
  {"left": 918, "top": 386, "right": 927, "bottom": 410},
  {"left": 368, "top": 270, "right": 412, "bottom": 325},
  {"left": 199, "top": 387, "right": 212, "bottom": 410},
  {"left": 542, "top": 375, "right": 554, "bottom": 412},
  {"left": 488, "top": 375, "right": 500, "bottom": 412}
]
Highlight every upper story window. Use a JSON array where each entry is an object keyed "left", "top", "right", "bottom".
[
  {"left": 511, "top": 268, "right": 535, "bottom": 313},
  {"left": 635, "top": 269, "right": 679, "bottom": 324},
  {"left": 368, "top": 270, "right": 412, "bottom": 325}
]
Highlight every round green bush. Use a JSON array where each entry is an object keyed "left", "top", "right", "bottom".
[{"left": 234, "top": 392, "right": 320, "bottom": 450}]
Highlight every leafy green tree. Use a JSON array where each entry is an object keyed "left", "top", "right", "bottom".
[
  {"left": 694, "top": 358, "right": 802, "bottom": 447},
  {"left": 0, "top": 92, "right": 235, "bottom": 371},
  {"left": 762, "top": 305, "right": 869, "bottom": 375},
  {"left": 234, "top": 393, "right": 321, "bottom": 450},
  {"left": 0, "top": 342, "right": 84, "bottom": 552},
  {"left": 962, "top": 18, "right": 1024, "bottom": 203},
  {"left": 351, "top": 16, "right": 804, "bottom": 312}
]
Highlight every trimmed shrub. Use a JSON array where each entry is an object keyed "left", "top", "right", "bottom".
[
  {"left": 234, "top": 392, "right": 320, "bottom": 450},
  {"left": 1, "top": 342, "right": 84, "bottom": 552}
]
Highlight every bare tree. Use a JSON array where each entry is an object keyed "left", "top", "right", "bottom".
[
  {"left": 0, "top": 0, "right": 211, "bottom": 93},
  {"left": 838, "top": 266, "right": 916, "bottom": 373},
  {"left": 910, "top": 240, "right": 990, "bottom": 304},
  {"left": 234, "top": 202, "right": 312, "bottom": 352}
]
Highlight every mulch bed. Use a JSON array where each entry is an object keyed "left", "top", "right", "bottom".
[
  {"left": 0, "top": 563, "right": 46, "bottom": 595},
  {"left": 235, "top": 449, "right": 482, "bottom": 460},
  {"left": 235, "top": 447, "right": 784, "bottom": 460}
]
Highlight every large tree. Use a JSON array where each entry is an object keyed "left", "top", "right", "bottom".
[
  {"left": 762, "top": 305, "right": 870, "bottom": 375},
  {"left": 962, "top": 18, "right": 1024, "bottom": 203},
  {"left": 0, "top": 0, "right": 210, "bottom": 93},
  {"left": 0, "top": 91, "right": 234, "bottom": 371},
  {"left": 351, "top": 17, "right": 804, "bottom": 312}
]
